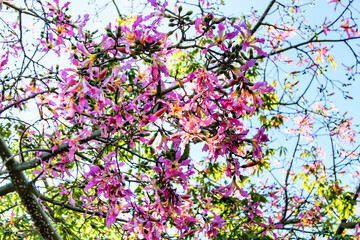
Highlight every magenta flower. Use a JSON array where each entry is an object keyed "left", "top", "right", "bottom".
[
  {"left": 355, "top": 224, "right": 360, "bottom": 239},
  {"left": 341, "top": 19, "right": 359, "bottom": 38},
  {"left": 250, "top": 127, "right": 269, "bottom": 159},
  {"left": 261, "top": 217, "right": 283, "bottom": 238},
  {"left": 329, "top": 0, "right": 344, "bottom": 10},
  {"left": 76, "top": 42, "right": 98, "bottom": 69},
  {"left": 244, "top": 201, "right": 263, "bottom": 220}
]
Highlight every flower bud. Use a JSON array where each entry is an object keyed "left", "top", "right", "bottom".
[{"left": 154, "top": 107, "right": 168, "bottom": 117}]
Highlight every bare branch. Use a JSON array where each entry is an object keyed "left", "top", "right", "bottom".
[
  {"left": 0, "top": 90, "right": 54, "bottom": 115},
  {"left": 251, "top": 0, "right": 276, "bottom": 34}
]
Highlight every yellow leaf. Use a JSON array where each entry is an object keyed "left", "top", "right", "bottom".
[{"left": 328, "top": 55, "right": 337, "bottom": 70}]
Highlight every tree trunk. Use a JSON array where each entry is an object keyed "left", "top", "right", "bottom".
[{"left": 0, "top": 135, "right": 62, "bottom": 240}]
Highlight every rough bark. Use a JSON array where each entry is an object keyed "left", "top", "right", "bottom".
[{"left": 0, "top": 135, "right": 63, "bottom": 240}]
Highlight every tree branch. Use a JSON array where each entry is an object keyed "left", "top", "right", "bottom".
[
  {"left": 0, "top": 182, "right": 15, "bottom": 196},
  {"left": 0, "top": 90, "right": 53, "bottom": 115},
  {"left": 338, "top": 222, "right": 360, "bottom": 229},
  {"left": 12, "top": 130, "right": 101, "bottom": 172},
  {"left": 251, "top": 0, "right": 276, "bottom": 34},
  {"left": 37, "top": 192, "right": 127, "bottom": 223},
  {"left": 3, "top": 1, "right": 50, "bottom": 23},
  {"left": 280, "top": 134, "right": 300, "bottom": 224},
  {"left": 262, "top": 37, "right": 360, "bottom": 59},
  {"left": 112, "top": 0, "right": 123, "bottom": 19}
]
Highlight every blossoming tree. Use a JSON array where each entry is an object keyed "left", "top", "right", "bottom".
[{"left": 0, "top": 0, "right": 359, "bottom": 239}]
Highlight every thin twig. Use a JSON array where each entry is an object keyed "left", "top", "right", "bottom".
[{"left": 251, "top": 0, "right": 276, "bottom": 34}]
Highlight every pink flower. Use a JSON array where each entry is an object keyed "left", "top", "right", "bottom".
[
  {"left": 314, "top": 45, "right": 329, "bottom": 64},
  {"left": 329, "top": 0, "right": 344, "bottom": 10},
  {"left": 261, "top": 217, "right": 283, "bottom": 238},
  {"left": 213, "top": 23, "right": 238, "bottom": 51},
  {"left": 341, "top": 19, "right": 359, "bottom": 38},
  {"left": 322, "top": 18, "right": 332, "bottom": 36},
  {"left": 0, "top": 55, "right": 8, "bottom": 70},
  {"left": 150, "top": 52, "right": 169, "bottom": 82},
  {"left": 250, "top": 127, "right": 269, "bottom": 159},
  {"left": 355, "top": 224, "right": 360, "bottom": 239},
  {"left": 76, "top": 42, "right": 98, "bottom": 69},
  {"left": 244, "top": 201, "right": 263, "bottom": 220},
  {"left": 44, "top": 0, "right": 70, "bottom": 20},
  {"left": 216, "top": 177, "right": 248, "bottom": 198},
  {"left": 206, "top": 213, "right": 226, "bottom": 238}
]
